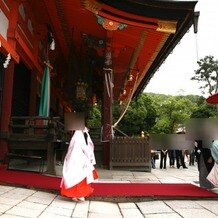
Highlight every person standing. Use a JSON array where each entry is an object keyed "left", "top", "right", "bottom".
[
  {"left": 168, "top": 149, "right": 176, "bottom": 168},
  {"left": 151, "top": 150, "right": 157, "bottom": 169},
  {"left": 160, "top": 149, "right": 168, "bottom": 169},
  {"left": 195, "top": 140, "right": 214, "bottom": 189},
  {"left": 175, "top": 131, "right": 188, "bottom": 169},
  {"left": 60, "top": 127, "right": 98, "bottom": 201},
  {"left": 189, "top": 149, "right": 195, "bottom": 166},
  {"left": 175, "top": 150, "right": 188, "bottom": 169}
]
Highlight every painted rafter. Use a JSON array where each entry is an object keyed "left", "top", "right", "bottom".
[{"left": 81, "top": 0, "right": 177, "bottom": 33}]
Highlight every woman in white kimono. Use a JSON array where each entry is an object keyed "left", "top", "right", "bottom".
[
  {"left": 60, "top": 127, "right": 98, "bottom": 201},
  {"left": 207, "top": 140, "right": 218, "bottom": 187}
]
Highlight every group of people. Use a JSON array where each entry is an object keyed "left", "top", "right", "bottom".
[
  {"left": 151, "top": 140, "right": 218, "bottom": 189},
  {"left": 151, "top": 149, "right": 188, "bottom": 169},
  {"left": 59, "top": 127, "right": 218, "bottom": 203}
]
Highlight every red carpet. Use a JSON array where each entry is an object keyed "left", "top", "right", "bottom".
[
  {"left": 0, "top": 165, "right": 61, "bottom": 190},
  {"left": 0, "top": 165, "right": 218, "bottom": 199},
  {"left": 91, "top": 183, "right": 218, "bottom": 198}
]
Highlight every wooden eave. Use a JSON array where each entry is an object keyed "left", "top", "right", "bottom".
[{"left": 27, "top": 0, "right": 198, "bottom": 103}]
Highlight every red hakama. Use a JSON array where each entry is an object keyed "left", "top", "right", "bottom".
[{"left": 61, "top": 169, "right": 98, "bottom": 198}]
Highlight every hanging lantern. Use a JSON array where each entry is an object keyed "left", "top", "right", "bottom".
[{"left": 76, "top": 81, "right": 88, "bottom": 101}]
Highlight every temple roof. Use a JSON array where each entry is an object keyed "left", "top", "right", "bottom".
[{"left": 30, "top": 0, "right": 198, "bottom": 104}]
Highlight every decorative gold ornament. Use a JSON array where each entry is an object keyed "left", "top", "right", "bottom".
[
  {"left": 96, "top": 15, "right": 127, "bottom": 31},
  {"left": 157, "top": 20, "right": 177, "bottom": 34}
]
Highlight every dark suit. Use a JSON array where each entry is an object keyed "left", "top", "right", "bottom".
[{"left": 175, "top": 150, "right": 187, "bottom": 168}]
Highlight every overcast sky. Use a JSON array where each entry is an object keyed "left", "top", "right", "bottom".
[{"left": 144, "top": 0, "right": 218, "bottom": 98}]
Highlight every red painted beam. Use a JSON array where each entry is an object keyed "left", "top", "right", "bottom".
[
  {"left": 43, "top": 0, "right": 69, "bottom": 59},
  {"left": 101, "top": 3, "right": 158, "bottom": 23},
  {"left": 0, "top": 34, "right": 19, "bottom": 63},
  {"left": 98, "top": 11, "right": 158, "bottom": 30},
  {"left": 15, "top": 31, "right": 42, "bottom": 74}
]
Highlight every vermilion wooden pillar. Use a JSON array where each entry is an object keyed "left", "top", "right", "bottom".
[
  {"left": 0, "top": 1, "right": 19, "bottom": 162},
  {"left": 102, "top": 47, "right": 113, "bottom": 166}
]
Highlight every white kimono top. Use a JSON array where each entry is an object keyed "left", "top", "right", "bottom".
[{"left": 61, "top": 128, "right": 97, "bottom": 189}]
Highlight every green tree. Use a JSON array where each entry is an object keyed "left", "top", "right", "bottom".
[
  {"left": 113, "top": 94, "right": 157, "bottom": 136},
  {"left": 87, "top": 93, "right": 211, "bottom": 136},
  {"left": 191, "top": 106, "right": 213, "bottom": 118},
  {"left": 191, "top": 55, "right": 218, "bottom": 95},
  {"left": 190, "top": 103, "right": 218, "bottom": 118},
  {"left": 87, "top": 104, "right": 102, "bottom": 127},
  {"left": 150, "top": 95, "right": 196, "bottom": 133}
]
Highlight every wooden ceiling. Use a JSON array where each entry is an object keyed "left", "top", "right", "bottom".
[{"left": 29, "top": 0, "right": 198, "bottom": 103}]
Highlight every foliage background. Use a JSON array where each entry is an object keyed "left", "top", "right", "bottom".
[
  {"left": 87, "top": 93, "right": 218, "bottom": 136},
  {"left": 87, "top": 55, "right": 218, "bottom": 136}
]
